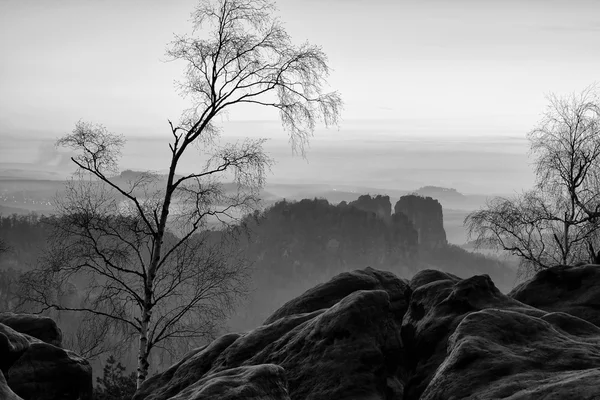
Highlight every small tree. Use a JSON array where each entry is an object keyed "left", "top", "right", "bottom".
[
  {"left": 465, "top": 85, "right": 600, "bottom": 274},
  {"left": 94, "top": 355, "right": 137, "bottom": 400},
  {"left": 19, "top": 0, "right": 341, "bottom": 389}
]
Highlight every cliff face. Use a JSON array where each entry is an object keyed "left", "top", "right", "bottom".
[
  {"left": 348, "top": 194, "right": 392, "bottom": 222},
  {"left": 394, "top": 195, "right": 447, "bottom": 250},
  {"left": 135, "top": 265, "right": 600, "bottom": 400}
]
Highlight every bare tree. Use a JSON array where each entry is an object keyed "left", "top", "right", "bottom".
[
  {"left": 61, "top": 312, "right": 126, "bottom": 361},
  {"left": 19, "top": 0, "right": 341, "bottom": 388},
  {"left": 465, "top": 85, "right": 600, "bottom": 275}
]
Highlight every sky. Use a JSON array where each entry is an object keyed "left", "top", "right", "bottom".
[{"left": 1, "top": 0, "right": 599, "bottom": 193}]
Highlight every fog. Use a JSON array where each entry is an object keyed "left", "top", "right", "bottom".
[{"left": 1, "top": 119, "right": 533, "bottom": 196}]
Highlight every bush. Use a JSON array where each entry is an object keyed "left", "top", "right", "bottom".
[{"left": 94, "top": 355, "right": 137, "bottom": 400}]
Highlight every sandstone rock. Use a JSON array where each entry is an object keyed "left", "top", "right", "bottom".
[
  {"left": 7, "top": 342, "right": 93, "bottom": 400},
  {"left": 134, "top": 333, "right": 242, "bottom": 400},
  {"left": 134, "top": 266, "right": 600, "bottom": 399},
  {"left": 264, "top": 266, "right": 411, "bottom": 326},
  {"left": 0, "top": 370, "right": 23, "bottom": 400},
  {"left": 394, "top": 195, "right": 447, "bottom": 250},
  {"left": 408, "top": 269, "right": 461, "bottom": 291},
  {"left": 401, "top": 272, "right": 544, "bottom": 400},
  {"left": 348, "top": 194, "right": 392, "bottom": 221},
  {"left": 0, "top": 323, "right": 33, "bottom": 374},
  {"left": 420, "top": 309, "right": 600, "bottom": 400},
  {"left": 0, "top": 313, "right": 63, "bottom": 347},
  {"left": 136, "top": 285, "right": 403, "bottom": 400},
  {"left": 510, "top": 264, "right": 600, "bottom": 327},
  {"left": 168, "top": 364, "right": 290, "bottom": 400},
  {"left": 221, "top": 290, "right": 403, "bottom": 399}
]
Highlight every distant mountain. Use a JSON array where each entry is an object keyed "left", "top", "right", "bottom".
[
  {"left": 411, "top": 186, "right": 489, "bottom": 210},
  {"left": 0, "top": 163, "right": 72, "bottom": 181}
]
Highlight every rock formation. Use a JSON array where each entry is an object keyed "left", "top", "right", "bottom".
[
  {"left": 348, "top": 194, "right": 392, "bottom": 222},
  {"left": 0, "top": 371, "right": 22, "bottom": 400},
  {"left": 0, "top": 313, "right": 63, "bottom": 347},
  {"left": 135, "top": 268, "right": 408, "bottom": 400},
  {"left": 509, "top": 263, "right": 600, "bottom": 327},
  {"left": 134, "top": 264, "right": 600, "bottom": 400},
  {"left": 394, "top": 195, "right": 447, "bottom": 250},
  {"left": 0, "top": 313, "right": 92, "bottom": 400}
]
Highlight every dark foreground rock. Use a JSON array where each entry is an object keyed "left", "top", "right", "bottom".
[
  {"left": 8, "top": 342, "right": 93, "bottom": 400},
  {"left": 0, "top": 323, "right": 33, "bottom": 374},
  {"left": 510, "top": 264, "right": 600, "bottom": 327},
  {"left": 264, "top": 266, "right": 411, "bottom": 325},
  {"left": 0, "top": 371, "right": 23, "bottom": 400},
  {"left": 421, "top": 310, "right": 600, "bottom": 399},
  {"left": 136, "top": 269, "right": 405, "bottom": 400},
  {"left": 401, "top": 272, "right": 544, "bottom": 400},
  {"left": 167, "top": 364, "right": 290, "bottom": 400},
  {"left": 0, "top": 313, "right": 63, "bottom": 347},
  {"left": 0, "top": 314, "right": 92, "bottom": 400},
  {"left": 134, "top": 266, "right": 600, "bottom": 400}
]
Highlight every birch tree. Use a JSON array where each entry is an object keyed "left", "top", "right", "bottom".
[
  {"left": 465, "top": 85, "right": 600, "bottom": 274},
  {"left": 20, "top": 0, "right": 341, "bottom": 388}
]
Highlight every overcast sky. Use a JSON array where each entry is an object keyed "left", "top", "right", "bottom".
[
  {"left": 1, "top": 0, "right": 599, "bottom": 192},
  {"left": 2, "top": 0, "right": 599, "bottom": 135}
]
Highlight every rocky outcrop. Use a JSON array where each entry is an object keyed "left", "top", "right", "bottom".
[
  {"left": 401, "top": 272, "right": 544, "bottom": 400},
  {"left": 0, "top": 371, "right": 22, "bottom": 400},
  {"left": 407, "top": 269, "right": 460, "bottom": 291},
  {"left": 509, "top": 264, "right": 600, "bottom": 327},
  {"left": 135, "top": 268, "right": 405, "bottom": 400},
  {"left": 135, "top": 266, "right": 600, "bottom": 400},
  {"left": 166, "top": 364, "right": 290, "bottom": 400},
  {"left": 348, "top": 194, "right": 392, "bottom": 222},
  {"left": 394, "top": 195, "right": 447, "bottom": 250},
  {"left": 0, "top": 313, "right": 63, "bottom": 347},
  {"left": 264, "top": 267, "right": 411, "bottom": 325},
  {"left": 0, "top": 314, "right": 92, "bottom": 400},
  {"left": 0, "top": 323, "right": 32, "bottom": 374},
  {"left": 421, "top": 310, "right": 600, "bottom": 400},
  {"left": 8, "top": 343, "right": 92, "bottom": 400}
]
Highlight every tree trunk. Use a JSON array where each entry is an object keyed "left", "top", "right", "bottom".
[
  {"left": 136, "top": 306, "right": 151, "bottom": 389},
  {"left": 562, "top": 217, "right": 569, "bottom": 265}
]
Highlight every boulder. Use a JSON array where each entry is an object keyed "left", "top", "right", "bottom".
[
  {"left": 408, "top": 269, "right": 461, "bottom": 291},
  {"left": 7, "top": 342, "right": 93, "bottom": 400},
  {"left": 133, "top": 266, "right": 600, "bottom": 399},
  {"left": 0, "top": 313, "right": 63, "bottom": 347},
  {"left": 401, "top": 272, "right": 544, "bottom": 400},
  {"left": 215, "top": 290, "right": 404, "bottom": 399},
  {"left": 264, "top": 266, "right": 411, "bottom": 326},
  {"left": 510, "top": 264, "right": 600, "bottom": 327},
  {"left": 134, "top": 334, "right": 242, "bottom": 400},
  {"left": 0, "top": 371, "right": 23, "bottom": 400},
  {"left": 168, "top": 365, "right": 290, "bottom": 400},
  {"left": 136, "top": 280, "right": 404, "bottom": 400},
  {"left": 421, "top": 309, "right": 600, "bottom": 399},
  {"left": 0, "top": 323, "right": 34, "bottom": 374}
]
